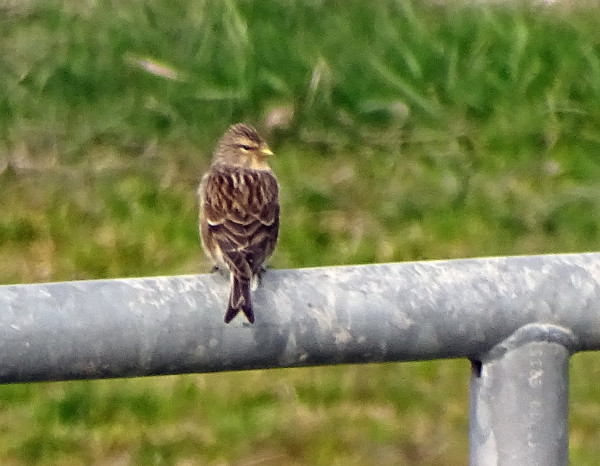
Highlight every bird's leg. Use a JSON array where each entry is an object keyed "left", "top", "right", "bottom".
[{"left": 255, "top": 265, "right": 270, "bottom": 287}]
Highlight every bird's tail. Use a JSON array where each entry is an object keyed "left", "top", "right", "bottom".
[{"left": 224, "top": 275, "right": 254, "bottom": 323}]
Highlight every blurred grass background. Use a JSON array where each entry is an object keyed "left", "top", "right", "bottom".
[{"left": 1, "top": 0, "right": 600, "bottom": 464}]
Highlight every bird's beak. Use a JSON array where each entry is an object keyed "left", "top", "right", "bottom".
[{"left": 260, "top": 145, "right": 274, "bottom": 157}]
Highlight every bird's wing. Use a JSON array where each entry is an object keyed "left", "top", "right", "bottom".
[{"left": 202, "top": 167, "right": 279, "bottom": 277}]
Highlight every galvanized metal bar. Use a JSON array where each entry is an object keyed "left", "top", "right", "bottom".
[
  {"left": 0, "top": 253, "right": 598, "bottom": 384},
  {"left": 469, "top": 325, "right": 570, "bottom": 466}
]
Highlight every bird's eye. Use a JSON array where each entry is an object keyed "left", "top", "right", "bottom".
[{"left": 238, "top": 144, "right": 252, "bottom": 151}]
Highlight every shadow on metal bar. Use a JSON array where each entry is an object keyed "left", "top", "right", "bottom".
[{"left": 1, "top": 252, "right": 599, "bottom": 466}]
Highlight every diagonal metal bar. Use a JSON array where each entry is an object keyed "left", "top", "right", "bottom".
[{"left": 0, "top": 253, "right": 598, "bottom": 384}]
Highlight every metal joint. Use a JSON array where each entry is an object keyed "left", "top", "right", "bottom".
[{"left": 482, "top": 323, "right": 577, "bottom": 363}]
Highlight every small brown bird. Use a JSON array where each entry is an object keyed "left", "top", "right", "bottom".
[{"left": 198, "top": 123, "right": 280, "bottom": 323}]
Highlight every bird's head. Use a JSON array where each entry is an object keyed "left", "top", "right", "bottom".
[{"left": 213, "top": 123, "right": 274, "bottom": 170}]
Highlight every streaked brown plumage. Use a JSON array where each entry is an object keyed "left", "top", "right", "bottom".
[{"left": 198, "top": 123, "right": 279, "bottom": 323}]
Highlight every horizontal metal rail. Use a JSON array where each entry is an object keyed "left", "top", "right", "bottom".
[
  {"left": 1, "top": 252, "right": 599, "bottom": 465},
  {"left": 0, "top": 253, "right": 598, "bottom": 382}
]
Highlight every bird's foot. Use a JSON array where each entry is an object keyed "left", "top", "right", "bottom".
[
  {"left": 255, "top": 265, "right": 271, "bottom": 288},
  {"left": 211, "top": 264, "right": 230, "bottom": 279}
]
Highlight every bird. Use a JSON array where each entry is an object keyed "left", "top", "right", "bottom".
[{"left": 198, "top": 123, "right": 280, "bottom": 324}]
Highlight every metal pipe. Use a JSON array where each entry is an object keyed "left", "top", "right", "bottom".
[
  {"left": 0, "top": 253, "right": 598, "bottom": 383},
  {"left": 469, "top": 325, "right": 570, "bottom": 465}
]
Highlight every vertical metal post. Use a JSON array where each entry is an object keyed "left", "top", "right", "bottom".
[{"left": 469, "top": 340, "right": 570, "bottom": 466}]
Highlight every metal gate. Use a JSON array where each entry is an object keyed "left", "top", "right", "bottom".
[{"left": 1, "top": 253, "right": 599, "bottom": 465}]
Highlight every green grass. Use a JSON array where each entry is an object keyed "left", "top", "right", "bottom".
[{"left": 1, "top": 0, "right": 600, "bottom": 463}]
